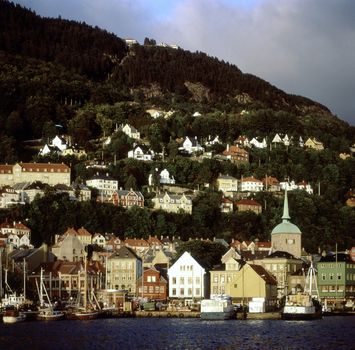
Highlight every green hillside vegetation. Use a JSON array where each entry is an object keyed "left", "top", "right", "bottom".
[{"left": 0, "top": 1, "right": 354, "bottom": 252}]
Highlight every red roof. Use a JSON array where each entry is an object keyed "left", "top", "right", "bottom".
[
  {"left": 241, "top": 177, "right": 262, "bottom": 183},
  {"left": 236, "top": 199, "right": 261, "bottom": 206}
]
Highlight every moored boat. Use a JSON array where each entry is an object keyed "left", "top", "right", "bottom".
[
  {"left": 281, "top": 261, "right": 322, "bottom": 320},
  {"left": 36, "top": 308, "right": 64, "bottom": 321},
  {"left": 200, "top": 295, "right": 235, "bottom": 320},
  {"left": 2, "top": 307, "right": 26, "bottom": 324}
]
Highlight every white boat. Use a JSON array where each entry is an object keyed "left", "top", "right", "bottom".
[
  {"left": 200, "top": 296, "right": 235, "bottom": 320},
  {"left": 2, "top": 307, "right": 26, "bottom": 324},
  {"left": 1, "top": 269, "right": 26, "bottom": 309},
  {"left": 35, "top": 268, "right": 64, "bottom": 321},
  {"left": 281, "top": 261, "right": 322, "bottom": 320}
]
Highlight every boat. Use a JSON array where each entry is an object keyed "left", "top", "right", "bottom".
[
  {"left": 68, "top": 254, "right": 100, "bottom": 320},
  {"left": 2, "top": 306, "right": 26, "bottom": 324},
  {"left": 35, "top": 268, "right": 65, "bottom": 321},
  {"left": 200, "top": 295, "right": 235, "bottom": 320},
  {"left": 281, "top": 261, "right": 322, "bottom": 320},
  {"left": 1, "top": 268, "right": 26, "bottom": 309}
]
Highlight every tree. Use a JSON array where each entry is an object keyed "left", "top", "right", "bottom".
[{"left": 174, "top": 240, "right": 227, "bottom": 271}]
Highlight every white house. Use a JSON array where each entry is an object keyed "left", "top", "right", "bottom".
[
  {"left": 239, "top": 176, "right": 263, "bottom": 192},
  {"left": 297, "top": 180, "right": 313, "bottom": 194},
  {"left": 279, "top": 180, "right": 298, "bottom": 191},
  {"left": 122, "top": 124, "right": 140, "bottom": 140},
  {"left": 205, "top": 135, "right": 221, "bottom": 146},
  {"left": 86, "top": 173, "right": 118, "bottom": 198},
  {"left": 128, "top": 145, "right": 155, "bottom": 161},
  {"left": 168, "top": 251, "right": 207, "bottom": 300},
  {"left": 180, "top": 136, "right": 204, "bottom": 154},
  {"left": 272, "top": 133, "right": 283, "bottom": 145},
  {"left": 152, "top": 192, "right": 192, "bottom": 214},
  {"left": 92, "top": 233, "right": 106, "bottom": 247},
  {"left": 159, "top": 169, "right": 175, "bottom": 185},
  {"left": 250, "top": 137, "right": 267, "bottom": 149}
]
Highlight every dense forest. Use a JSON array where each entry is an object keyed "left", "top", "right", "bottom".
[{"left": 0, "top": 1, "right": 354, "bottom": 252}]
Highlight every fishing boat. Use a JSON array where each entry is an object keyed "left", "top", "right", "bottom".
[
  {"left": 35, "top": 268, "right": 64, "bottom": 321},
  {"left": 200, "top": 295, "right": 235, "bottom": 320},
  {"left": 2, "top": 306, "right": 26, "bottom": 324},
  {"left": 1, "top": 268, "right": 26, "bottom": 309},
  {"left": 281, "top": 261, "right": 322, "bottom": 320}
]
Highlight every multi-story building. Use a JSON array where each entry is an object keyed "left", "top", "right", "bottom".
[
  {"left": 317, "top": 252, "right": 355, "bottom": 307},
  {"left": 168, "top": 251, "right": 207, "bottom": 300},
  {"left": 222, "top": 145, "right": 249, "bottom": 164},
  {"left": 137, "top": 267, "right": 168, "bottom": 301},
  {"left": 0, "top": 162, "right": 71, "bottom": 187},
  {"left": 86, "top": 173, "right": 118, "bottom": 198},
  {"left": 236, "top": 199, "right": 262, "bottom": 214},
  {"left": 239, "top": 176, "right": 263, "bottom": 192},
  {"left": 110, "top": 189, "right": 144, "bottom": 209},
  {"left": 216, "top": 175, "right": 238, "bottom": 194},
  {"left": 106, "top": 246, "right": 142, "bottom": 295},
  {"left": 152, "top": 192, "right": 192, "bottom": 214}
]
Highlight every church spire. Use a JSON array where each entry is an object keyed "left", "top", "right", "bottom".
[{"left": 282, "top": 189, "right": 291, "bottom": 222}]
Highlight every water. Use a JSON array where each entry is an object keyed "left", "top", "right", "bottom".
[{"left": 0, "top": 316, "right": 354, "bottom": 350}]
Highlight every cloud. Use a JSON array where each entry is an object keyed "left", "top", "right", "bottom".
[{"left": 14, "top": 0, "right": 355, "bottom": 124}]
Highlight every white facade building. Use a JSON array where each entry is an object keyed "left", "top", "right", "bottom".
[
  {"left": 168, "top": 251, "right": 206, "bottom": 300},
  {"left": 86, "top": 174, "right": 118, "bottom": 197},
  {"left": 239, "top": 177, "right": 263, "bottom": 192}
]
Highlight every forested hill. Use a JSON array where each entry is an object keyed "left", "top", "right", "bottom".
[{"left": 1, "top": 0, "right": 329, "bottom": 112}]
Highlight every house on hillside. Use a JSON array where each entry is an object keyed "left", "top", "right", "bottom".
[
  {"left": 128, "top": 144, "right": 155, "bottom": 161},
  {"left": 86, "top": 173, "right": 118, "bottom": 198},
  {"left": 216, "top": 174, "right": 238, "bottom": 195},
  {"left": 110, "top": 189, "right": 144, "bottom": 209},
  {"left": 180, "top": 136, "right": 204, "bottom": 154},
  {"left": 239, "top": 176, "right": 263, "bottom": 192},
  {"left": 304, "top": 137, "right": 324, "bottom": 150},
  {"left": 236, "top": 198, "right": 262, "bottom": 214},
  {"left": 152, "top": 192, "right": 192, "bottom": 214},
  {"left": 223, "top": 145, "right": 249, "bottom": 164},
  {"left": 122, "top": 124, "right": 140, "bottom": 140}
]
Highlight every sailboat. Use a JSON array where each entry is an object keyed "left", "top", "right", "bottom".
[
  {"left": 36, "top": 268, "right": 64, "bottom": 321},
  {"left": 281, "top": 260, "right": 322, "bottom": 320},
  {"left": 1, "top": 268, "right": 26, "bottom": 309},
  {"left": 71, "top": 255, "right": 101, "bottom": 320}
]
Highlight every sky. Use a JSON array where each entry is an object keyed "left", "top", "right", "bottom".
[{"left": 14, "top": 0, "right": 355, "bottom": 125}]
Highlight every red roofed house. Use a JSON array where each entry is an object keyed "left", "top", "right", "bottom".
[
  {"left": 220, "top": 197, "right": 234, "bottom": 213},
  {"left": 223, "top": 145, "right": 249, "bottom": 164},
  {"left": 236, "top": 199, "right": 262, "bottom": 214},
  {"left": 124, "top": 238, "right": 149, "bottom": 254},
  {"left": 262, "top": 176, "right": 280, "bottom": 192}
]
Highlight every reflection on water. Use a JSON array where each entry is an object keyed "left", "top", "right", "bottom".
[{"left": 1, "top": 316, "right": 354, "bottom": 350}]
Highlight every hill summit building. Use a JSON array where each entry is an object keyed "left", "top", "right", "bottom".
[{"left": 271, "top": 190, "right": 302, "bottom": 258}]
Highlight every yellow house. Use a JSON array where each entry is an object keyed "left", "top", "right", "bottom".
[
  {"left": 227, "top": 264, "right": 278, "bottom": 307},
  {"left": 304, "top": 137, "right": 324, "bottom": 151},
  {"left": 216, "top": 174, "right": 238, "bottom": 195}
]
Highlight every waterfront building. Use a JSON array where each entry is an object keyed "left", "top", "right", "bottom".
[
  {"left": 316, "top": 252, "right": 355, "bottom": 308},
  {"left": 137, "top": 267, "right": 168, "bottom": 301},
  {"left": 168, "top": 251, "right": 207, "bottom": 300},
  {"left": 254, "top": 251, "right": 303, "bottom": 299},
  {"left": 106, "top": 246, "right": 142, "bottom": 296},
  {"left": 52, "top": 233, "right": 85, "bottom": 262}
]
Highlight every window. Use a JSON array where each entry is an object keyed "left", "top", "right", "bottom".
[
  {"left": 195, "top": 288, "right": 200, "bottom": 296},
  {"left": 172, "top": 277, "right": 176, "bottom": 284},
  {"left": 213, "top": 275, "right": 218, "bottom": 283},
  {"left": 172, "top": 288, "right": 176, "bottom": 296},
  {"left": 337, "top": 274, "right": 342, "bottom": 280},
  {"left": 196, "top": 277, "right": 201, "bottom": 284},
  {"left": 330, "top": 274, "right": 334, "bottom": 280},
  {"left": 180, "top": 277, "right": 184, "bottom": 284},
  {"left": 188, "top": 288, "right": 192, "bottom": 296},
  {"left": 321, "top": 274, "right": 326, "bottom": 280},
  {"left": 180, "top": 288, "right": 184, "bottom": 296},
  {"left": 188, "top": 277, "right": 193, "bottom": 284}
]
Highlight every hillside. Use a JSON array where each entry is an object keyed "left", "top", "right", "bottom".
[{"left": 0, "top": 1, "right": 354, "bottom": 252}]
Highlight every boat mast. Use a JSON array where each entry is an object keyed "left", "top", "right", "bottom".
[
  {"left": 40, "top": 268, "right": 44, "bottom": 307},
  {"left": 84, "top": 252, "right": 87, "bottom": 310},
  {"left": 23, "top": 258, "right": 26, "bottom": 300}
]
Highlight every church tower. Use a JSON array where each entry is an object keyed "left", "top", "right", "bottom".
[{"left": 271, "top": 190, "right": 302, "bottom": 258}]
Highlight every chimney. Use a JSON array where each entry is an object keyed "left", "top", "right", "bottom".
[{"left": 227, "top": 144, "right": 230, "bottom": 151}]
